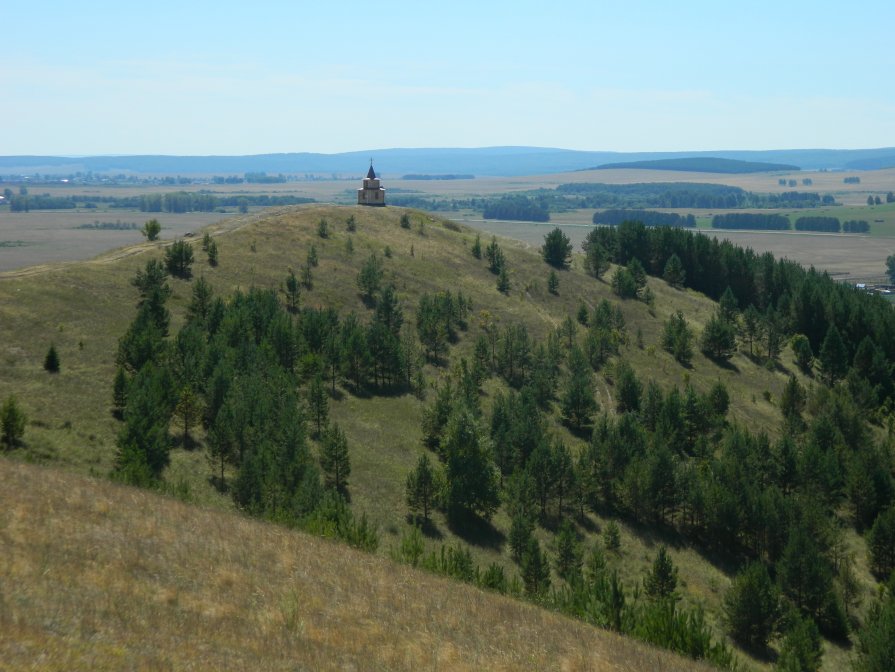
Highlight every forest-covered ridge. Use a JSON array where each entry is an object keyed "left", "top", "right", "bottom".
[{"left": 2, "top": 205, "right": 895, "bottom": 670}]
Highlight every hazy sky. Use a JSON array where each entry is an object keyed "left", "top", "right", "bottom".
[{"left": 4, "top": 0, "right": 894, "bottom": 155}]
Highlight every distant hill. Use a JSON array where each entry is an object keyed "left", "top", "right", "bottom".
[
  {"left": 845, "top": 153, "right": 895, "bottom": 170},
  {"left": 593, "top": 157, "right": 799, "bottom": 173},
  {"left": 1, "top": 146, "right": 895, "bottom": 177}
]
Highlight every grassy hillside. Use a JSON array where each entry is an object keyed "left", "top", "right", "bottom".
[
  {"left": 0, "top": 458, "right": 712, "bottom": 671},
  {"left": 0, "top": 203, "right": 876, "bottom": 669}
]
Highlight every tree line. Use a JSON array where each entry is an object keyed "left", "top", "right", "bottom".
[
  {"left": 593, "top": 209, "right": 696, "bottom": 228},
  {"left": 482, "top": 195, "right": 550, "bottom": 222},
  {"left": 4, "top": 192, "right": 315, "bottom": 213},
  {"left": 583, "top": 221, "right": 895, "bottom": 419},
  {"left": 557, "top": 182, "right": 835, "bottom": 210}
]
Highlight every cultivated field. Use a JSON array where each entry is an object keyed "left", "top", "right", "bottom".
[{"left": 0, "top": 210, "right": 232, "bottom": 272}]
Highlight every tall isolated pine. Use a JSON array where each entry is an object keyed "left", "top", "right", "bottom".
[
  {"left": 43, "top": 343, "right": 60, "bottom": 373},
  {"left": 541, "top": 227, "right": 573, "bottom": 269}
]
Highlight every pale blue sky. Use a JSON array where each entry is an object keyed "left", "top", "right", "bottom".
[{"left": 3, "top": 1, "right": 893, "bottom": 155}]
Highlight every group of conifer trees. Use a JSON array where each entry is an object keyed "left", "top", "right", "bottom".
[
  {"left": 106, "top": 217, "right": 895, "bottom": 669},
  {"left": 400, "top": 221, "right": 895, "bottom": 669}
]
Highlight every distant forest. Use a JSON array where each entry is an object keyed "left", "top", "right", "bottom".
[
  {"left": 556, "top": 183, "right": 834, "bottom": 210},
  {"left": 6, "top": 191, "right": 315, "bottom": 213},
  {"left": 593, "top": 209, "right": 695, "bottom": 228},
  {"left": 594, "top": 157, "right": 800, "bottom": 173}
]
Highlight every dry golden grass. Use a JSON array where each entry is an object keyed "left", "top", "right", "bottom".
[{"left": 0, "top": 458, "right": 713, "bottom": 672}]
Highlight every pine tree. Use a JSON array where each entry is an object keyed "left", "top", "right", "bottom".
[
  {"left": 114, "top": 363, "right": 173, "bottom": 485},
  {"left": 112, "top": 366, "right": 129, "bottom": 417},
  {"left": 497, "top": 263, "right": 510, "bottom": 294},
  {"left": 173, "top": 385, "right": 202, "bottom": 449},
  {"left": 723, "top": 562, "right": 780, "bottom": 650},
  {"left": 405, "top": 453, "right": 437, "bottom": 521},
  {"left": 615, "top": 360, "right": 642, "bottom": 413},
  {"left": 662, "top": 311, "right": 693, "bottom": 365},
  {"left": 320, "top": 423, "right": 351, "bottom": 493},
  {"left": 576, "top": 302, "right": 589, "bottom": 325},
  {"left": 307, "top": 372, "right": 329, "bottom": 437},
  {"left": 718, "top": 286, "right": 739, "bottom": 323},
  {"left": 285, "top": 268, "right": 300, "bottom": 312},
  {"left": 663, "top": 253, "right": 686, "bottom": 288},
  {"left": 791, "top": 333, "right": 814, "bottom": 372},
  {"left": 357, "top": 253, "right": 384, "bottom": 303},
  {"left": 547, "top": 269, "right": 559, "bottom": 295},
  {"left": 509, "top": 510, "right": 535, "bottom": 562},
  {"left": 43, "top": 343, "right": 60, "bottom": 373},
  {"left": 164, "top": 239, "right": 194, "bottom": 278},
  {"left": 206, "top": 240, "right": 219, "bottom": 266},
  {"left": 777, "top": 612, "right": 823, "bottom": 672},
  {"left": 187, "top": 276, "right": 213, "bottom": 323},
  {"left": 541, "top": 227, "right": 573, "bottom": 269},
  {"left": 740, "top": 304, "right": 764, "bottom": 357},
  {"left": 441, "top": 405, "right": 500, "bottom": 521},
  {"left": 644, "top": 545, "right": 678, "bottom": 601},
  {"left": 554, "top": 520, "right": 582, "bottom": 583},
  {"left": 1, "top": 395, "right": 26, "bottom": 450},
  {"left": 700, "top": 311, "right": 737, "bottom": 361},
  {"left": 868, "top": 507, "right": 895, "bottom": 578},
  {"left": 780, "top": 375, "right": 806, "bottom": 427},
  {"left": 521, "top": 537, "right": 551, "bottom": 598},
  {"left": 206, "top": 402, "right": 236, "bottom": 488},
  {"left": 561, "top": 345, "right": 596, "bottom": 431},
  {"left": 583, "top": 236, "right": 610, "bottom": 279},
  {"left": 819, "top": 324, "right": 848, "bottom": 385},
  {"left": 471, "top": 233, "right": 482, "bottom": 259}
]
